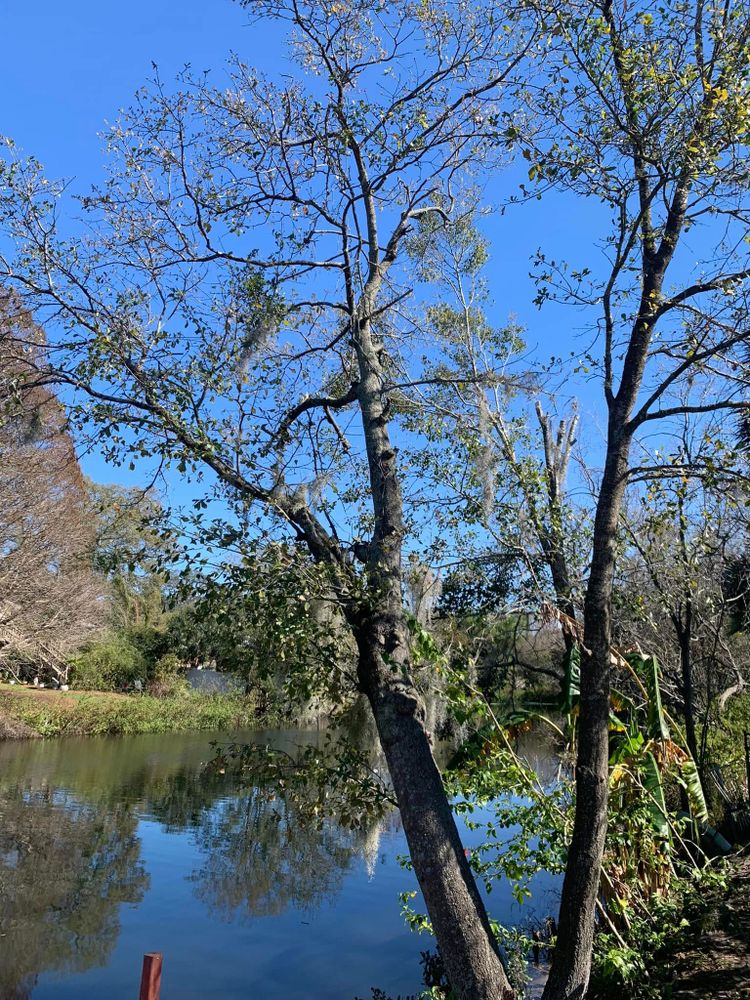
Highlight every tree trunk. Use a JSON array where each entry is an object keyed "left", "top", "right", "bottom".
[
  {"left": 676, "top": 494, "right": 700, "bottom": 767},
  {"left": 542, "top": 432, "right": 630, "bottom": 1000},
  {"left": 355, "top": 619, "right": 514, "bottom": 1000},
  {"left": 346, "top": 270, "right": 514, "bottom": 998}
]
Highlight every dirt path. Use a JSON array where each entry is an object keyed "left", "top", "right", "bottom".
[{"left": 672, "top": 855, "right": 750, "bottom": 998}]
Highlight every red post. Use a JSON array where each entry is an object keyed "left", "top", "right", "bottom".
[{"left": 139, "top": 953, "right": 163, "bottom": 1000}]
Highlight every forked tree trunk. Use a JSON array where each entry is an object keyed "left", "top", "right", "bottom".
[{"left": 354, "top": 618, "right": 514, "bottom": 1000}]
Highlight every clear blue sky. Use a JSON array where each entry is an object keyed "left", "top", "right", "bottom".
[
  {"left": 1, "top": 0, "right": 606, "bottom": 501},
  {"left": 3, "top": 2, "right": 284, "bottom": 181}
]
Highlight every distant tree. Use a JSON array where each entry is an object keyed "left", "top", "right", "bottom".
[
  {"left": 405, "top": 204, "right": 584, "bottom": 626},
  {"left": 87, "top": 482, "right": 174, "bottom": 631},
  {"left": 0, "top": 299, "right": 107, "bottom": 672}
]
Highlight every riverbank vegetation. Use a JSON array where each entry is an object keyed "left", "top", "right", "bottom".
[
  {"left": 0, "top": 684, "right": 261, "bottom": 738},
  {"left": 2, "top": 0, "right": 750, "bottom": 997}
]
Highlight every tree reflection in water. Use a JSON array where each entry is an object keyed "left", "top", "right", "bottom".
[
  {"left": 0, "top": 785, "right": 148, "bottom": 999},
  {"left": 190, "top": 792, "right": 356, "bottom": 919},
  {"left": 0, "top": 719, "right": 407, "bottom": 997}
]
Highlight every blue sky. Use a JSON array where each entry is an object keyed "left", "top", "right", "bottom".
[
  {"left": 3, "top": 2, "right": 281, "bottom": 181},
  {"left": 1, "top": 0, "right": 607, "bottom": 507}
]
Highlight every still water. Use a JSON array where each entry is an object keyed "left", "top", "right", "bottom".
[{"left": 0, "top": 725, "right": 561, "bottom": 999}]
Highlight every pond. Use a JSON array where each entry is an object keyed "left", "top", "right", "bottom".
[{"left": 0, "top": 722, "right": 561, "bottom": 999}]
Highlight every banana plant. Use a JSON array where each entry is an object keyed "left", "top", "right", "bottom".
[
  {"left": 624, "top": 652, "right": 708, "bottom": 824},
  {"left": 554, "top": 645, "right": 710, "bottom": 915}
]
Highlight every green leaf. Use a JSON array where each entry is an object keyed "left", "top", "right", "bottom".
[
  {"left": 627, "top": 653, "right": 670, "bottom": 741},
  {"left": 677, "top": 756, "right": 708, "bottom": 824},
  {"left": 560, "top": 644, "right": 580, "bottom": 715},
  {"left": 642, "top": 751, "right": 669, "bottom": 841}
]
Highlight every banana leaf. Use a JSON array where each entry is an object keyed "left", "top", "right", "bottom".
[
  {"left": 677, "top": 756, "right": 708, "bottom": 824},
  {"left": 560, "top": 644, "right": 581, "bottom": 715},
  {"left": 643, "top": 750, "right": 670, "bottom": 841},
  {"left": 627, "top": 652, "right": 670, "bottom": 741},
  {"left": 609, "top": 728, "right": 644, "bottom": 765}
]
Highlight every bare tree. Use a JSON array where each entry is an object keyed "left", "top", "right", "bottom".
[
  {"left": 512, "top": 2, "right": 750, "bottom": 995},
  {"left": 0, "top": 300, "right": 107, "bottom": 676}
]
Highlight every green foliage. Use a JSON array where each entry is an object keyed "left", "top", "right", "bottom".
[
  {"left": 435, "top": 556, "right": 516, "bottom": 618},
  {"left": 146, "top": 652, "right": 189, "bottom": 697},
  {"left": 447, "top": 733, "right": 569, "bottom": 902},
  {"left": 439, "top": 638, "right": 717, "bottom": 996},
  {"left": 589, "top": 865, "right": 729, "bottom": 999},
  {"left": 88, "top": 482, "right": 176, "bottom": 631},
  {"left": 152, "top": 651, "right": 182, "bottom": 680},
  {"left": 211, "top": 733, "right": 394, "bottom": 832},
  {"left": 677, "top": 756, "right": 709, "bottom": 825},
  {"left": 170, "top": 541, "right": 355, "bottom": 710},
  {"left": 69, "top": 633, "right": 148, "bottom": 691},
  {"left": 708, "top": 691, "right": 750, "bottom": 792},
  {"left": 627, "top": 653, "right": 670, "bottom": 743},
  {"left": 641, "top": 750, "right": 670, "bottom": 842}
]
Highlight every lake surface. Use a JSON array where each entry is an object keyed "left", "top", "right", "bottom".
[{"left": 0, "top": 724, "right": 561, "bottom": 999}]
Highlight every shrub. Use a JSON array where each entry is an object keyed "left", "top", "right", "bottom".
[
  {"left": 69, "top": 633, "right": 148, "bottom": 691},
  {"left": 153, "top": 652, "right": 183, "bottom": 679},
  {"left": 144, "top": 652, "right": 188, "bottom": 697}
]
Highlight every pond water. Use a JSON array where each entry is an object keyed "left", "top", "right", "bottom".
[{"left": 0, "top": 723, "right": 561, "bottom": 1000}]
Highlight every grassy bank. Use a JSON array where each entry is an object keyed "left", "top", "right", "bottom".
[{"left": 0, "top": 683, "right": 262, "bottom": 738}]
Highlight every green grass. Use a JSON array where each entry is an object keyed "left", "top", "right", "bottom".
[{"left": 0, "top": 685, "right": 262, "bottom": 738}]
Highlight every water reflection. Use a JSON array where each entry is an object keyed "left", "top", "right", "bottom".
[
  {"left": 0, "top": 727, "right": 395, "bottom": 998},
  {"left": 0, "top": 785, "right": 148, "bottom": 999},
  {"left": 191, "top": 793, "right": 355, "bottom": 919},
  {"left": 0, "top": 719, "right": 561, "bottom": 1000}
]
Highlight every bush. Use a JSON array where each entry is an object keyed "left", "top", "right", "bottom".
[
  {"left": 69, "top": 634, "right": 148, "bottom": 691},
  {"left": 588, "top": 865, "right": 729, "bottom": 999},
  {"left": 144, "top": 652, "right": 188, "bottom": 697},
  {"left": 153, "top": 652, "right": 182, "bottom": 679}
]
